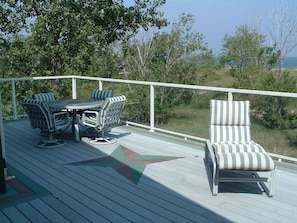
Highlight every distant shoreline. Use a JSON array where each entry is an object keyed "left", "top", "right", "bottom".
[{"left": 215, "top": 56, "right": 297, "bottom": 68}]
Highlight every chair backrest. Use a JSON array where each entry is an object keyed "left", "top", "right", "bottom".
[
  {"left": 31, "top": 92, "right": 55, "bottom": 102},
  {"left": 22, "top": 98, "right": 55, "bottom": 131},
  {"left": 91, "top": 89, "right": 114, "bottom": 100},
  {"left": 99, "top": 95, "right": 126, "bottom": 129},
  {"left": 209, "top": 100, "right": 251, "bottom": 143}
]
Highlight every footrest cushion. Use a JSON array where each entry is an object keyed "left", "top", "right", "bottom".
[{"left": 212, "top": 141, "right": 275, "bottom": 170}]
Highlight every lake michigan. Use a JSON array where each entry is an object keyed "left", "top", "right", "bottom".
[{"left": 283, "top": 57, "right": 297, "bottom": 68}]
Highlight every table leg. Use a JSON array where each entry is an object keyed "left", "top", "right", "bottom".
[
  {"left": 74, "top": 124, "right": 80, "bottom": 142},
  {"left": 72, "top": 109, "right": 80, "bottom": 142}
]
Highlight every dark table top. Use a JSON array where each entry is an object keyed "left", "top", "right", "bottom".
[{"left": 47, "top": 99, "right": 104, "bottom": 111}]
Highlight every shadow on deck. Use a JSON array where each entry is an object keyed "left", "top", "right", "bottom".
[{"left": 1, "top": 119, "right": 297, "bottom": 223}]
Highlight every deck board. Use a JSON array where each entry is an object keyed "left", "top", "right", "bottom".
[
  {"left": 15, "top": 202, "right": 51, "bottom": 223},
  {"left": 1, "top": 119, "right": 297, "bottom": 223},
  {"left": 29, "top": 197, "right": 73, "bottom": 223},
  {"left": 1, "top": 206, "right": 31, "bottom": 223},
  {"left": 0, "top": 212, "right": 12, "bottom": 223}
]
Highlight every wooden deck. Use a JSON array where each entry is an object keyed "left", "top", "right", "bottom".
[{"left": 1, "top": 119, "right": 297, "bottom": 223}]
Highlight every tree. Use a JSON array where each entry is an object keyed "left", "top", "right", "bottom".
[
  {"left": 0, "top": 0, "right": 168, "bottom": 77},
  {"left": 122, "top": 14, "right": 216, "bottom": 124},
  {"left": 251, "top": 3, "right": 297, "bottom": 130},
  {"left": 268, "top": 3, "right": 297, "bottom": 74},
  {"left": 220, "top": 25, "right": 265, "bottom": 87},
  {"left": 254, "top": 70, "right": 297, "bottom": 129}
]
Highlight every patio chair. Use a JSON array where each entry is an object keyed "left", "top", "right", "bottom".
[
  {"left": 30, "top": 92, "right": 63, "bottom": 135},
  {"left": 90, "top": 89, "right": 115, "bottom": 111},
  {"left": 31, "top": 92, "right": 62, "bottom": 112},
  {"left": 22, "top": 98, "right": 70, "bottom": 148},
  {"left": 82, "top": 95, "right": 126, "bottom": 144},
  {"left": 204, "top": 99, "right": 275, "bottom": 196}
]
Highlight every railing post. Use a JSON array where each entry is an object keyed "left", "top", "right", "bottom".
[
  {"left": 0, "top": 92, "right": 7, "bottom": 194},
  {"left": 150, "top": 85, "right": 155, "bottom": 132},
  {"left": 12, "top": 80, "right": 17, "bottom": 120},
  {"left": 228, "top": 92, "right": 233, "bottom": 101},
  {"left": 72, "top": 77, "right": 77, "bottom": 99},
  {"left": 99, "top": 80, "right": 103, "bottom": 90}
]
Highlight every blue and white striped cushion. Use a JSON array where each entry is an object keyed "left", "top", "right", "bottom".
[
  {"left": 210, "top": 125, "right": 251, "bottom": 143},
  {"left": 22, "top": 98, "right": 49, "bottom": 129},
  {"left": 91, "top": 89, "right": 114, "bottom": 100},
  {"left": 31, "top": 92, "right": 55, "bottom": 102},
  {"left": 216, "top": 151, "right": 275, "bottom": 171},
  {"left": 212, "top": 141, "right": 265, "bottom": 154},
  {"left": 82, "top": 96, "right": 126, "bottom": 131},
  {"left": 210, "top": 100, "right": 250, "bottom": 126},
  {"left": 212, "top": 141, "right": 275, "bottom": 170},
  {"left": 210, "top": 100, "right": 251, "bottom": 144}
]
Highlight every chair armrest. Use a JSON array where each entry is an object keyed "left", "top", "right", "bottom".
[
  {"left": 82, "top": 110, "right": 100, "bottom": 127},
  {"left": 53, "top": 111, "right": 69, "bottom": 119},
  {"left": 83, "top": 110, "right": 99, "bottom": 116},
  {"left": 205, "top": 139, "right": 219, "bottom": 173},
  {"left": 205, "top": 139, "right": 219, "bottom": 195},
  {"left": 53, "top": 111, "right": 70, "bottom": 127},
  {"left": 205, "top": 139, "right": 216, "bottom": 163}
]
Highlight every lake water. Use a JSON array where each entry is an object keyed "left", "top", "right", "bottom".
[
  {"left": 215, "top": 57, "right": 297, "bottom": 68},
  {"left": 283, "top": 57, "right": 297, "bottom": 68}
]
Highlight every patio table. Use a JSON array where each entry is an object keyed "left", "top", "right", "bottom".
[{"left": 47, "top": 99, "right": 104, "bottom": 142}]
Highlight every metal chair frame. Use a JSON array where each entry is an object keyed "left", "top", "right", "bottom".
[
  {"left": 22, "top": 99, "right": 70, "bottom": 148},
  {"left": 82, "top": 96, "right": 126, "bottom": 144},
  {"left": 204, "top": 100, "right": 275, "bottom": 196}
]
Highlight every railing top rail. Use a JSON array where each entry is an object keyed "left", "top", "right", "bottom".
[
  {"left": 1, "top": 75, "right": 297, "bottom": 163},
  {"left": 0, "top": 76, "right": 73, "bottom": 82},
  {"left": 1, "top": 75, "right": 297, "bottom": 98}
]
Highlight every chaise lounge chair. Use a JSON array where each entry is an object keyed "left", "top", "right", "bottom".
[{"left": 204, "top": 99, "right": 275, "bottom": 196}]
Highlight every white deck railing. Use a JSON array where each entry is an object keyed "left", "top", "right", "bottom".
[{"left": 1, "top": 75, "right": 297, "bottom": 163}]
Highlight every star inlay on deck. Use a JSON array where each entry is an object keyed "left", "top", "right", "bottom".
[{"left": 68, "top": 145, "right": 183, "bottom": 184}]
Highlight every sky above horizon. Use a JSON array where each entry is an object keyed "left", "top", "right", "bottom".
[{"left": 126, "top": 0, "right": 297, "bottom": 57}]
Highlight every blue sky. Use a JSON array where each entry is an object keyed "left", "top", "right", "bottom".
[{"left": 126, "top": 0, "right": 297, "bottom": 57}]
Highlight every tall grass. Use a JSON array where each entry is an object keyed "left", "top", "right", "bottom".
[
  {"left": 156, "top": 106, "right": 209, "bottom": 139},
  {"left": 157, "top": 104, "right": 297, "bottom": 158}
]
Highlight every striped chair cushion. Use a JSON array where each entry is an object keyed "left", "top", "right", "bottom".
[
  {"left": 210, "top": 100, "right": 251, "bottom": 144},
  {"left": 23, "top": 98, "right": 69, "bottom": 131},
  {"left": 91, "top": 89, "right": 114, "bottom": 100},
  {"left": 210, "top": 100, "right": 250, "bottom": 126},
  {"left": 82, "top": 96, "right": 126, "bottom": 131},
  {"left": 31, "top": 92, "right": 62, "bottom": 112},
  {"left": 212, "top": 141, "right": 265, "bottom": 154},
  {"left": 23, "top": 98, "right": 41, "bottom": 105},
  {"left": 210, "top": 125, "right": 251, "bottom": 143},
  {"left": 215, "top": 151, "right": 275, "bottom": 171},
  {"left": 31, "top": 92, "right": 55, "bottom": 101},
  {"left": 22, "top": 98, "right": 50, "bottom": 130},
  {"left": 40, "top": 101, "right": 56, "bottom": 130}
]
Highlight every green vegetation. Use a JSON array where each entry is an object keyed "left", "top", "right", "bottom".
[
  {"left": 159, "top": 97, "right": 297, "bottom": 158},
  {"left": 157, "top": 67, "right": 297, "bottom": 158},
  {"left": 1, "top": 1, "right": 297, "bottom": 157}
]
